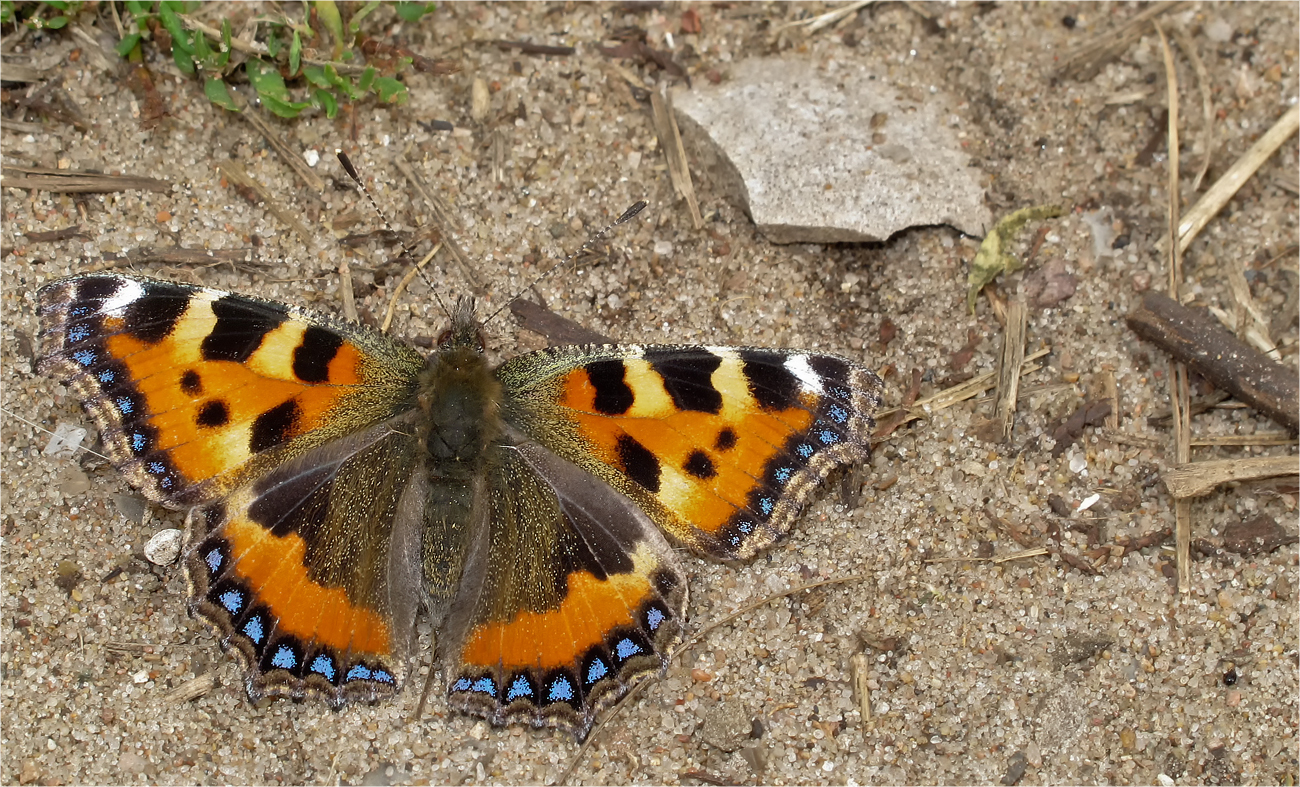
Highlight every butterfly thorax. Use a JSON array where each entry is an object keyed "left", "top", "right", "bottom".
[{"left": 416, "top": 310, "right": 504, "bottom": 612}]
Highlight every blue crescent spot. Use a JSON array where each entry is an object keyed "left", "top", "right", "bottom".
[
  {"left": 586, "top": 658, "right": 609, "bottom": 684},
  {"left": 797, "top": 443, "right": 814, "bottom": 458},
  {"left": 615, "top": 638, "right": 642, "bottom": 659},
  {"left": 547, "top": 677, "right": 574, "bottom": 702},
  {"left": 69, "top": 305, "right": 91, "bottom": 318},
  {"left": 775, "top": 467, "right": 792, "bottom": 483},
  {"left": 72, "top": 349, "right": 96, "bottom": 367},
  {"left": 129, "top": 432, "right": 146, "bottom": 452},
  {"left": 205, "top": 548, "right": 223, "bottom": 574},
  {"left": 738, "top": 520, "right": 754, "bottom": 533},
  {"left": 115, "top": 396, "right": 134, "bottom": 414},
  {"left": 159, "top": 475, "right": 174, "bottom": 490},
  {"left": 347, "top": 665, "right": 373, "bottom": 682},
  {"left": 829, "top": 404, "right": 848, "bottom": 423},
  {"left": 67, "top": 325, "right": 90, "bottom": 343},
  {"left": 271, "top": 645, "right": 296, "bottom": 670},
  {"left": 471, "top": 677, "right": 496, "bottom": 697},
  {"left": 451, "top": 677, "right": 472, "bottom": 692},
  {"left": 97, "top": 369, "right": 116, "bottom": 384},
  {"left": 818, "top": 430, "right": 839, "bottom": 444},
  {"left": 646, "top": 607, "right": 666, "bottom": 631},
  {"left": 729, "top": 533, "right": 741, "bottom": 546},
  {"left": 218, "top": 589, "right": 243, "bottom": 614},
  {"left": 241, "top": 615, "right": 264, "bottom": 644},
  {"left": 506, "top": 676, "right": 533, "bottom": 700},
  {"left": 310, "top": 655, "right": 336, "bottom": 681},
  {"left": 760, "top": 497, "right": 774, "bottom": 515},
  {"left": 372, "top": 669, "right": 394, "bottom": 684}
]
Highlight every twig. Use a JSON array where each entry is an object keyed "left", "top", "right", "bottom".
[
  {"left": 1126, "top": 292, "right": 1299, "bottom": 433},
  {"left": 1, "top": 165, "right": 170, "bottom": 193},
  {"left": 1163, "top": 457, "right": 1299, "bottom": 499},
  {"left": 1178, "top": 105, "right": 1300, "bottom": 253},
  {"left": 873, "top": 348, "right": 1051, "bottom": 426}
]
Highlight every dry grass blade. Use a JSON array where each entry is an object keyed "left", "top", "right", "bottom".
[
  {"left": 217, "top": 160, "right": 311, "bottom": 243},
  {"left": 1, "top": 165, "right": 170, "bottom": 193},
  {"left": 394, "top": 150, "right": 478, "bottom": 289},
  {"left": 776, "top": 1, "right": 872, "bottom": 33},
  {"left": 1190, "top": 433, "right": 1297, "bottom": 447},
  {"left": 1163, "top": 456, "right": 1299, "bottom": 499},
  {"left": 1055, "top": 1, "right": 1189, "bottom": 82},
  {"left": 650, "top": 88, "right": 702, "bottom": 230},
  {"left": 1178, "top": 105, "right": 1300, "bottom": 253},
  {"left": 237, "top": 100, "right": 326, "bottom": 193},
  {"left": 994, "top": 299, "right": 1028, "bottom": 441},
  {"left": 1155, "top": 20, "right": 1193, "bottom": 594},
  {"left": 1171, "top": 26, "right": 1214, "bottom": 192},
  {"left": 338, "top": 258, "right": 357, "bottom": 322},
  {"left": 873, "top": 347, "right": 1050, "bottom": 428},
  {"left": 381, "top": 243, "right": 441, "bottom": 333}
]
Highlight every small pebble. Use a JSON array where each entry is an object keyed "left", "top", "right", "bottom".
[{"left": 144, "top": 529, "right": 184, "bottom": 566}]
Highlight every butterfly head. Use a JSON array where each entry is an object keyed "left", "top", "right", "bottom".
[{"left": 435, "top": 296, "right": 487, "bottom": 354}]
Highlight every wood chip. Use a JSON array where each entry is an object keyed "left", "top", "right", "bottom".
[
  {"left": 994, "top": 300, "right": 1027, "bottom": 442},
  {"left": 1162, "top": 456, "right": 1299, "bottom": 499}
]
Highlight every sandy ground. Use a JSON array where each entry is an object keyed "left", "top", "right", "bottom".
[{"left": 2, "top": 2, "right": 1297, "bottom": 785}]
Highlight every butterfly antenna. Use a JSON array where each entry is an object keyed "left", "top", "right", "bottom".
[
  {"left": 483, "top": 200, "right": 648, "bottom": 328},
  {"left": 336, "top": 151, "right": 450, "bottom": 318}
]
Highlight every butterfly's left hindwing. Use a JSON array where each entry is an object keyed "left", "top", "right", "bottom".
[
  {"left": 443, "top": 438, "right": 686, "bottom": 740},
  {"left": 498, "top": 345, "right": 883, "bottom": 560}
]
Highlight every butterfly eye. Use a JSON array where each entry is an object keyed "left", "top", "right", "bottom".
[{"left": 436, "top": 328, "right": 454, "bottom": 347}]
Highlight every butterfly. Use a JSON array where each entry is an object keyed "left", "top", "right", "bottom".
[{"left": 36, "top": 267, "right": 882, "bottom": 739}]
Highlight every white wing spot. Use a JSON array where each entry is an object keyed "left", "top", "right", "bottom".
[
  {"left": 784, "top": 354, "right": 824, "bottom": 395},
  {"left": 100, "top": 279, "right": 146, "bottom": 316}
]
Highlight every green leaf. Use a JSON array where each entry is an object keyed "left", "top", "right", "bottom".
[
  {"left": 258, "top": 92, "right": 311, "bottom": 119},
  {"left": 966, "top": 204, "right": 1065, "bottom": 313},
  {"left": 44, "top": 14, "right": 68, "bottom": 28},
  {"left": 191, "top": 22, "right": 211, "bottom": 59},
  {"left": 395, "top": 2, "right": 433, "bottom": 23},
  {"left": 46, "top": 0, "right": 69, "bottom": 9},
  {"left": 289, "top": 30, "right": 301, "bottom": 76},
  {"left": 124, "top": 0, "right": 150, "bottom": 15},
  {"left": 264, "top": 28, "right": 281, "bottom": 58},
  {"left": 115, "top": 32, "right": 143, "bottom": 57},
  {"left": 313, "top": 0, "right": 344, "bottom": 59},
  {"left": 356, "top": 66, "right": 376, "bottom": 93},
  {"left": 348, "top": 1, "right": 381, "bottom": 34},
  {"left": 245, "top": 59, "right": 291, "bottom": 101},
  {"left": 204, "top": 77, "right": 239, "bottom": 111},
  {"left": 374, "top": 76, "right": 406, "bottom": 104},
  {"left": 301, "top": 64, "right": 333, "bottom": 89},
  {"left": 312, "top": 88, "right": 339, "bottom": 119},
  {"left": 0, "top": 2, "right": 15, "bottom": 25},
  {"left": 172, "top": 47, "right": 196, "bottom": 75},
  {"left": 221, "top": 17, "right": 232, "bottom": 51}
]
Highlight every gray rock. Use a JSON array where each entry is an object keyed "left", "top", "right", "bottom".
[
  {"left": 699, "top": 698, "right": 751, "bottom": 752},
  {"left": 672, "top": 58, "right": 990, "bottom": 244}
]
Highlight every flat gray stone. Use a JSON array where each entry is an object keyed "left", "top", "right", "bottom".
[{"left": 672, "top": 58, "right": 991, "bottom": 243}]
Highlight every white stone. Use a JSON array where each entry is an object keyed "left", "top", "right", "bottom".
[{"left": 144, "top": 529, "right": 183, "bottom": 566}]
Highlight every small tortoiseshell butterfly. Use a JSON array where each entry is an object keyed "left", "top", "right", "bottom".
[{"left": 37, "top": 253, "right": 882, "bottom": 738}]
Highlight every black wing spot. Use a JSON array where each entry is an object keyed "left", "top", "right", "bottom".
[
  {"left": 293, "top": 326, "right": 344, "bottom": 384},
  {"left": 250, "top": 399, "right": 300, "bottom": 453},
  {"left": 125, "top": 282, "right": 190, "bottom": 343},
  {"left": 739, "top": 349, "right": 800, "bottom": 411},
  {"left": 201, "top": 295, "right": 288, "bottom": 363},
  {"left": 616, "top": 433, "right": 661, "bottom": 493},
  {"left": 585, "top": 360, "right": 634, "bottom": 415},
  {"left": 683, "top": 450, "right": 716, "bottom": 480},
  {"left": 197, "top": 400, "right": 230, "bottom": 428},
  {"left": 180, "top": 369, "right": 203, "bottom": 395},
  {"left": 647, "top": 350, "right": 723, "bottom": 414},
  {"left": 714, "top": 427, "right": 737, "bottom": 451}
]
